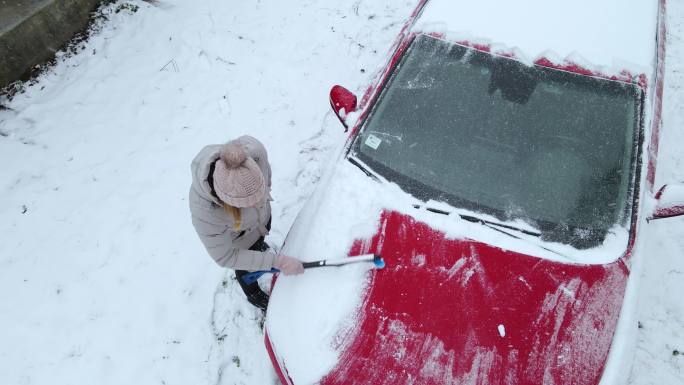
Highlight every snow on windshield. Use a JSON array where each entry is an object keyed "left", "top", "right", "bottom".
[
  {"left": 415, "top": 0, "right": 658, "bottom": 73},
  {"left": 354, "top": 34, "right": 641, "bottom": 250}
]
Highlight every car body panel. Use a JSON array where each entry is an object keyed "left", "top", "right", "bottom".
[{"left": 320, "top": 211, "right": 628, "bottom": 385}]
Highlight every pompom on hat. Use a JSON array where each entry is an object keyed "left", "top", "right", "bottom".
[{"left": 213, "top": 141, "right": 266, "bottom": 207}]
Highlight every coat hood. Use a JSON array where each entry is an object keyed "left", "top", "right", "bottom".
[{"left": 190, "top": 144, "right": 223, "bottom": 206}]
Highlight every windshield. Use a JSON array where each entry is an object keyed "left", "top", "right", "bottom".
[{"left": 353, "top": 34, "right": 641, "bottom": 249}]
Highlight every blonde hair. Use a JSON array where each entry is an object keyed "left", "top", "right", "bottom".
[{"left": 223, "top": 203, "right": 241, "bottom": 231}]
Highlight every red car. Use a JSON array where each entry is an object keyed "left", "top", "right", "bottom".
[{"left": 265, "top": 1, "right": 683, "bottom": 384}]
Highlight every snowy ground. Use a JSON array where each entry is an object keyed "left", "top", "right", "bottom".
[
  {"left": 0, "top": 1, "right": 682, "bottom": 384},
  {"left": 629, "top": 1, "right": 684, "bottom": 384}
]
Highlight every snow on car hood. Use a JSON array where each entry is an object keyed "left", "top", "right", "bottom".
[
  {"left": 265, "top": 161, "right": 386, "bottom": 384},
  {"left": 266, "top": 158, "right": 633, "bottom": 384},
  {"left": 415, "top": 0, "right": 658, "bottom": 74},
  {"left": 318, "top": 210, "right": 628, "bottom": 385}
]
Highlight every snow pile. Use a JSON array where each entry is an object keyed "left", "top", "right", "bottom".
[
  {"left": 415, "top": 0, "right": 657, "bottom": 74},
  {"left": 657, "top": 184, "right": 684, "bottom": 207}
]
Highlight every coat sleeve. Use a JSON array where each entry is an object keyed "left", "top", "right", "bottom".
[
  {"left": 189, "top": 182, "right": 276, "bottom": 271},
  {"left": 191, "top": 213, "right": 277, "bottom": 271}
]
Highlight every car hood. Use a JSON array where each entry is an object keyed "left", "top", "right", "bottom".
[
  {"left": 266, "top": 162, "right": 629, "bottom": 385},
  {"left": 318, "top": 210, "right": 629, "bottom": 385}
]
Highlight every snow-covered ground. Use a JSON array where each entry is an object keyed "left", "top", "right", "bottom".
[
  {"left": 0, "top": 1, "right": 682, "bottom": 384},
  {"left": 629, "top": 1, "right": 684, "bottom": 384}
]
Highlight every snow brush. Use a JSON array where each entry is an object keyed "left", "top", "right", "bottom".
[{"left": 240, "top": 254, "right": 385, "bottom": 285}]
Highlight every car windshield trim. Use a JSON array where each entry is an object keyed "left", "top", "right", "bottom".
[{"left": 348, "top": 33, "right": 643, "bottom": 251}]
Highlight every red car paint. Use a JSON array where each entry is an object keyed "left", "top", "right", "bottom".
[
  {"left": 652, "top": 205, "right": 684, "bottom": 220},
  {"left": 265, "top": 331, "right": 295, "bottom": 385},
  {"left": 652, "top": 185, "right": 684, "bottom": 219},
  {"left": 316, "top": 211, "right": 628, "bottom": 385},
  {"left": 329, "top": 85, "right": 358, "bottom": 129}
]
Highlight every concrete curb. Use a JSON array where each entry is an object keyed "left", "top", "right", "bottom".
[{"left": 0, "top": 0, "right": 103, "bottom": 90}]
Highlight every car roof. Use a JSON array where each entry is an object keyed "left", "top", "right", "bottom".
[{"left": 414, "top": 0, "right": 658, "bottom": 73}]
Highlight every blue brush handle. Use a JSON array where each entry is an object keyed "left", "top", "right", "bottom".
[
  {"left": 240, "top": 260, "right": 325, "bottom": 285},
  {"left": 241, "top": 268, "right": 280, "bottom": 285},
  {"left": 239, "top": 255, "right": 383, "bottom": 285}
]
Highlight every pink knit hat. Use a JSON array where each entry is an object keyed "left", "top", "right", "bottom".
[{"left": 213, "top": 142, "right": 266, "bottom": 207}]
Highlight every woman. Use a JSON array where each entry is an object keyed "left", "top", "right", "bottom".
[{"left": 189, "top": 135, "right": 304, "bottom": 311}]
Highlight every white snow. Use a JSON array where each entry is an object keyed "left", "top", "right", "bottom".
[
  {"left": 340, "top": 159, "right": 635, "bottom": 265},
  {"left": 0, "top": 1, "right": 419, "bottom": 384},
  {"left": 628, "top": 1, "right": 684, "bottom": 384},
  {"left": 656, "top": 184, "right": 684, "bottom": 207},
  {"left": 0, "top": 0, "right": 682, "bottom": 384},
  {"left": 265, "top": 161, "right": 387, "bottom": 383},
  {"left": 416, "top": 0, "right": 658, "bottom": 72},
  {"left": 497, "top": 324, "right": 506, "bottom": 338}
]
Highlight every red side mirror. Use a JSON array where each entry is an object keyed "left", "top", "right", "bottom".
[
  {"left": 650, "top": 184, "right": 684, "bottom": 220},
  {"left": 329, "top": 85, "right": 357, "bottom": 130}
]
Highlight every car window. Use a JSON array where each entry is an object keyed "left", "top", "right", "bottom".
[{"left": 353, "top": 34, "right": 642, "bottom": 250}]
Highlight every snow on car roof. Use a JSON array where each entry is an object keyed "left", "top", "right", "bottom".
[{"left": 415, "top": 0, "right": 659, "bottom": 73}]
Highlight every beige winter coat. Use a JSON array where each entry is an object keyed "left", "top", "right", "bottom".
[{"left": 189, "top": 136, "right": 276, "bottom": 271}]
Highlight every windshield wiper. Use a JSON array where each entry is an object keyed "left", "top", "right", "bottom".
[
  {"left": 417, "top": 205, "right": 577, "bottom": 261},
  {"left": 458, "top": 214, "right": 541, "bottom": 237},
  {"left": 348, "top": 156, "right": 379, "bottom": 181},
  {"left": 350, "top": 157, "right": 535, "bottom": 238},
  {"left": 416, "top": 205, "right": 541, "bottom": 237}
]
